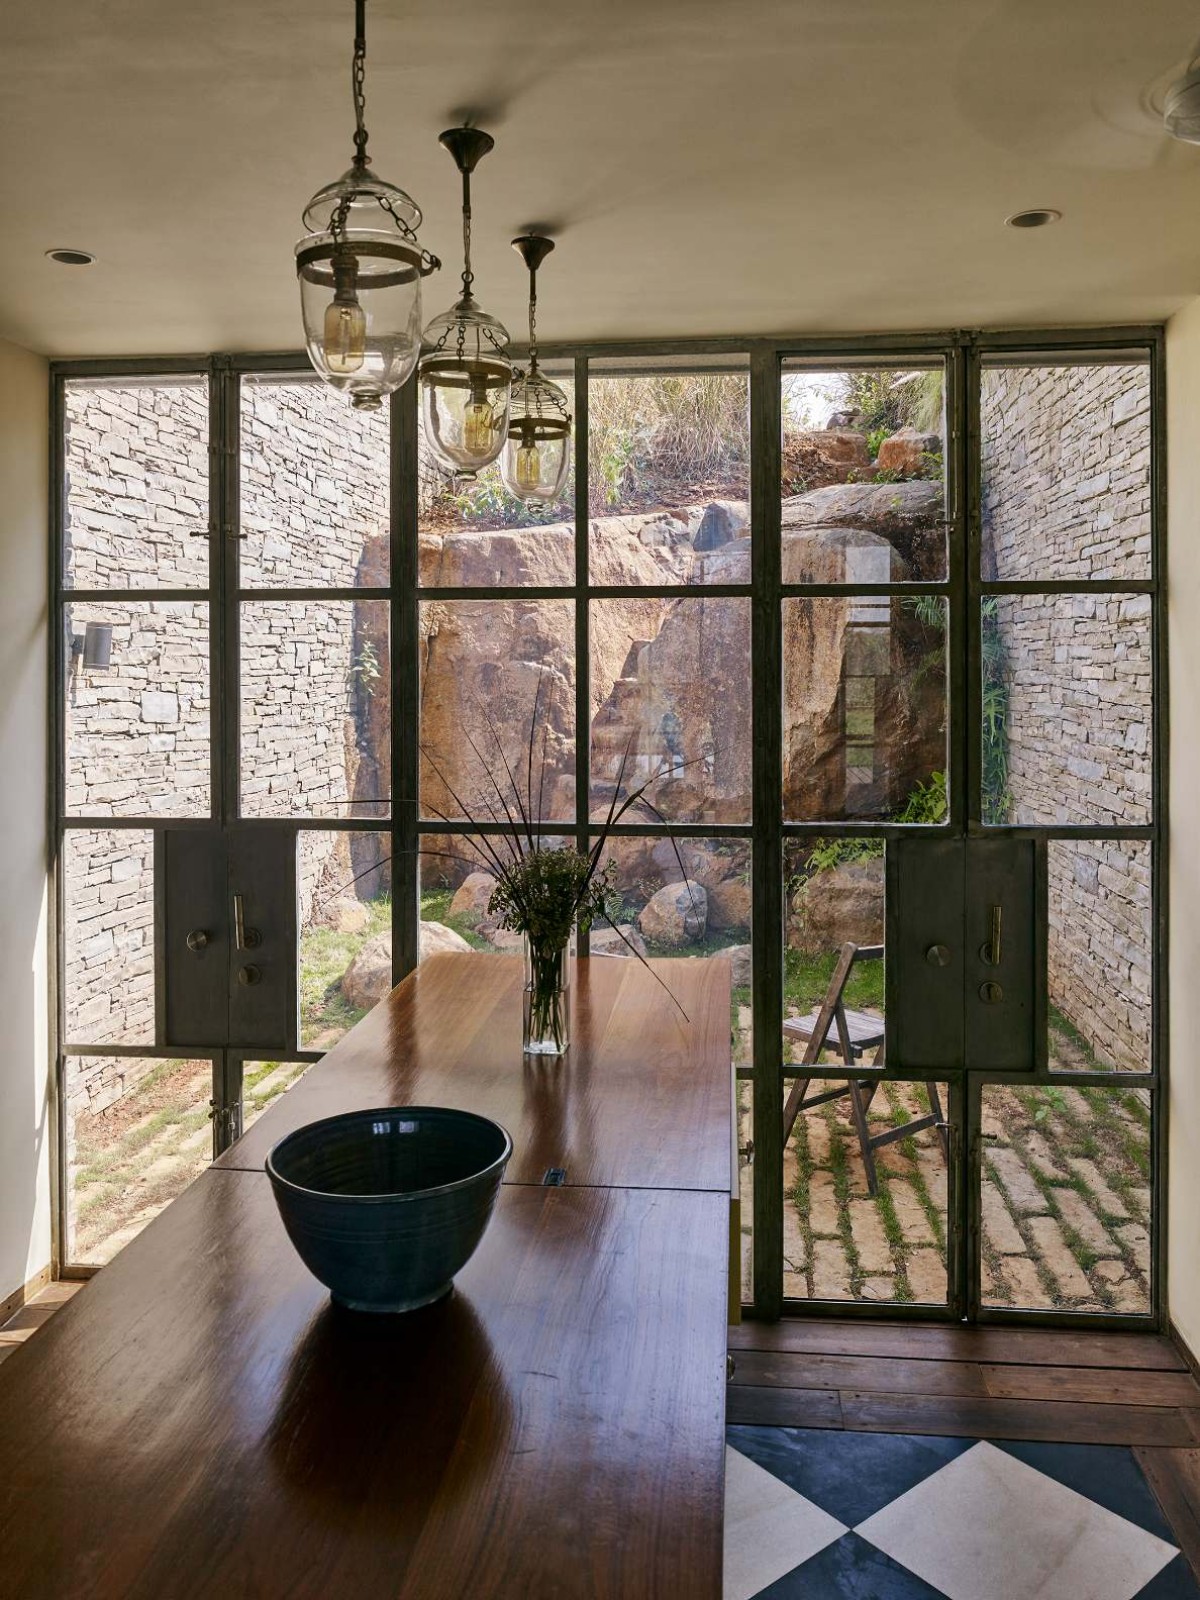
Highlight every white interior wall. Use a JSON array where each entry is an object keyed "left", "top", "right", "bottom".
[
  {"left": 1168, "top": 297, "right": 1200, "bottom": 1357},
  {"left": 0, "top": 336, "right": 51, "bottom": 1303}
]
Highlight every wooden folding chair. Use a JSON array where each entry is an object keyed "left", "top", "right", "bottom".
[{"left": 781, "top": 941, "right": 949, "bottom": 1197}]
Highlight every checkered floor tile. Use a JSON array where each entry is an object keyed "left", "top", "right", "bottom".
[{"left": 725, "top": 1427, "right": 1199, "bottom": 1600}]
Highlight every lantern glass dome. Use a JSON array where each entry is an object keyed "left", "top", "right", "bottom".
[
  {"left": 420, "top": 297, "right": 513, "bottom": 475},
  {"left": 501, "top": 367, "right": 572, "bottom": 503},
  {"left": 296, "top": 165, "right": 435, "bottom": 412}
]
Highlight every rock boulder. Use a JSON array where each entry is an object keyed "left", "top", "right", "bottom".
[
  {"left": 789, "top": 858, "right": 885, "bottom": 956},
  {"left": 589, "top": 923, "right": 649, "bottom": 959},
  {"left": 708, "top": 877, "right": 752, "bottom": 932},
  {"left": 875, "top": 428, "right": 941, "bottom": 477},
  {"left": 638, "top": 880, "right": 708, "bottom": 946},
  {"left": 340, "top": 922, "right": 473, "bottom": 1010},
  {"left": 448, "top": 871, "right": 498, "bottom": 921}
]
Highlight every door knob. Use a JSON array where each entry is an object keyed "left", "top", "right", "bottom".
[
  {"left": 979, "top": 980, "right": 1004, "bottom": 1004},
  {"left": 186, "top": 928, "right": 210, "bottom": 952},
  {"left": 925, "top": 944, "right": 951, "bottom": 967},
  {"left": 237, "top": 963, "right": 262, "bottom": 986}
]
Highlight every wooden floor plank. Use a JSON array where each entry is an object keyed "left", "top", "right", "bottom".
[
  {"left": 730, "top": 1349, "right": 989, "bottom": 1398},
  {"left": 1134, "top": 1449, "right": 1200, "bottom": 1582},
  {"left": 725, "top": 1385, "right": 844, "bottom": 1429},
  {"left": 982, "top": 1362, "right": 1200, "bottom": 1409},
  {"left": 838, "top": 1390, "right": 1200, "bottom": 1447},
  {"left": 730, "top": 1318, "right": 1186, "bottom": 1371}
]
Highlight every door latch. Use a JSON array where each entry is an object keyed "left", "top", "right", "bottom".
[
  {"left": 980, "top": 904, "right": 1002, "bottom": 967},
  {"left": 233, "top": 893, "right": 261, "bottom": 950}
]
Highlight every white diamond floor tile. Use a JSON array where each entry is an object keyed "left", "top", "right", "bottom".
[
  {"left": 855, "top": 1440, "right": 1179, "bottom": 1600},
  {"left": 723, "top": 1444, "right": 847, "bottom": 1600}
]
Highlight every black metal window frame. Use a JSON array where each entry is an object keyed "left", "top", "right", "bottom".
[{"left": 48, "top": 327, "right": 1166, "bottom": 1331}]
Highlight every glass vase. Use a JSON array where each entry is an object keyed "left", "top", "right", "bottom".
[{"left": 522, "top": 933, "right": 571, "bottom": 1056}]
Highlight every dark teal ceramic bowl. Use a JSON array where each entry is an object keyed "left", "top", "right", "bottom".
[{"left": 266, "top": 1106, "right": 512, "bottom": 1313}]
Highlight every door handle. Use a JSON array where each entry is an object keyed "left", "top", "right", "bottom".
[
  {"left": 186, "top": 928, "right": 210, "bottom": 952},
  {"left": 980, "top": 904, "right": 1002, "bottom": 967},
  {"left": 232, "top": 892, "right": 261, "bottom": 950}
]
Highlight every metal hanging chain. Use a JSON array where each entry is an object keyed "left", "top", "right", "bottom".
[
  {"left": 351, "top": 0, "right": 370, "bottom": 169},
  {"left": 527, "top": 262, "right": 539, "bottom": 372},
  {"left": 460, "top": 167, "right": 474, "bottom": 301}
]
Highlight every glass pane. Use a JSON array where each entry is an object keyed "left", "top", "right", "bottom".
[
  {"left": 239, "top": 374, "right": 389, "bottom": 588},
  {"left": 593, "top": 837, "right": 751, "bottom": 1067},
  {"left": 419, "top": 361, "right": 574, "bottom": 588},
  {"left": 240, "top": 600, "right": 389, "bottom": 819},
  {"left": 241, "top": 1060, "right": 315, "bottom": 1136},
  {"left": 984, "top": 594, "right": 1151, "bottom": 826},
  {"left": 981, "top": 361, "right": 1151, "bottom": 582},
  {"left": 298, "top": 831, "right": 390, "bottom": 1049},
  {"left": 589, "top": 598, "right": 751, "bottom": 824},
  {"left": 784, "top": 838, "right": 885, "bottom": 1066},
  {"left": 63, "top": 830, "right": 154, "bottom": 1044},
  {"left": 419, "top": 599, "right": 576, "bottom": 823},
  {"left": 587, "top": 364, "right": 750, "bottom": 585},
  {"left": 64, "top": 376, "right": 209, "bottom": 590},
  {"left": 418, "top": 831, "right": 573, "bottom": 958},
  {"left": 783, "top": 596, "right": 948, "bottom": 821},
  {"left": 783, "top": 1076, "right": 950, "bottom": 1305},
  {"left": 64, "top": 1055, "right": 212, "bottom": 1267},
  {"left": 781, "top": 362, "right": 947, "bottom": 583},
  {"left": 63, "top": 600, "right": 210, "bottom": 818},
  {"left": 981, "top": 1083, "right": 1151, "bottom": 1314},
  {"left": 1048, "top": 840, "right": 1151, "bottom": 1073}
]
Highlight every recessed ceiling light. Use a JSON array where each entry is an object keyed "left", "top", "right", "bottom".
[
  {"left": 1005, "top": 209, "right": 1062, "bottom": 229},
  {"left": 45, "top": 248, "right": 96, "bottom": 265}
]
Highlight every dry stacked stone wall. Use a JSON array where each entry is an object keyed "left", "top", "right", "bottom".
[
  {"left": 981, "top": 363, "right": 1152, "bottom": 1069},
  {"left": 62, "top": 377, "right": 390, "bottom": 1091}
]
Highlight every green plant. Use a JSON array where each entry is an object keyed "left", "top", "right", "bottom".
[
  {"left": 587, "top": 372, "right": 749, "bottom": 512},
  {"left": 895, "top": 771, "right": 947, "bottom": 825},
  {"left": 350, "top": 639, "right": 381, "bottom": 696},
  {"left": 981, "top": 596, "right": 1013, "bottom": 822}
]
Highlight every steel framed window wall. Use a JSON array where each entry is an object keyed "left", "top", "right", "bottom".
[{"left": 49, "top": 328, "right": 1167, "bottom": 1331}]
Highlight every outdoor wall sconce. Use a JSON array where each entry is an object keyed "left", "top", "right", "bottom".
[
  {"left": 295, "top": 0, "right": 439, "bottom": 411},
  {"left": 71, "top": 622, "right": 112, "bottom": 673},
  {"left": 501, "top": 235, "right": 572, "bottom": 505},
  {"left": 419, "top": 127, "right": 513, "bottom": 477}
]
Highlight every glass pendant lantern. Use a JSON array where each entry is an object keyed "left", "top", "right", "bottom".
[
  {"left": 501, "top": 235, "right": 572, "bottom": 505},
  {"left": 295, "top": 0, "right": 439, "bottom": 411},
  {"left": 419, "top": 128, "right": 512, "bottom": 477}
]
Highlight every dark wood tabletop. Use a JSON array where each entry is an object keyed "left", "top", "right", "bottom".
[
  {"left": 0, "top": 954, "right": 734, "bottom": 1599},
  {"left": 218, "top": 951, "right": 735, "bottom": 1193}
]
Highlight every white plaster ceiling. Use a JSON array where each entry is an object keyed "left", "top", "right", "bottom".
[{"left": 3, "top": 0, "right": 1200, "bottom": 357}]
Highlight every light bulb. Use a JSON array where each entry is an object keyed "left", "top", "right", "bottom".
[
  {"left": 324, "top": 298, "right": 367, "bottom": 373},
  {"left": 463, "top": 397, "right": 494, "bottom": 456},
  {"left": 515, "top": 441, "right": 541, "bottom": 492}
]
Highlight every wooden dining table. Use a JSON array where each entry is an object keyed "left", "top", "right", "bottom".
[{"left": 0, "top": 953, "right": 735, "bottom": 1599}]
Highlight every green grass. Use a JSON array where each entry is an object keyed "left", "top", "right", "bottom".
[
  {"left": 784, "top": 948, "right": 883, "bottom": 1018},
  {"left": 299, "top": 894, "right": 392, "bottom": 1041}
]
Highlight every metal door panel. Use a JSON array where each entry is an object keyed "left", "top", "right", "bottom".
[
  {"left": 887, "top": 837, "right": 965, "bottom": 1072},
  {"left": 159, "top": 829, "right": 227, "bottom": 1047},
  {"left": 964, "top": 837, "right": 1040, "bottom": 1072},
  {"left": 226, "top": 828, "right": 297, "bottom": 1051}
]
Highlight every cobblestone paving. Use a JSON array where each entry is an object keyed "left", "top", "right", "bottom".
[{"left": 737, "top": 1056, "right": 1151, "bottom": 1314}]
